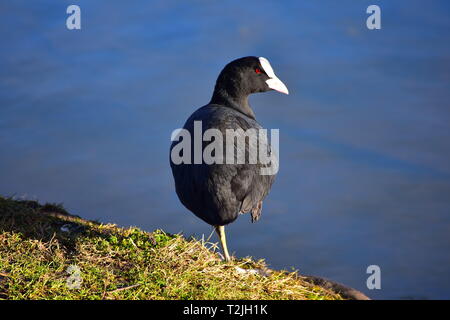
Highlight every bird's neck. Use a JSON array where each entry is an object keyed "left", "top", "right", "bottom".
[{"left": 210, "top": 89, "right": 255, "bottom": 119}]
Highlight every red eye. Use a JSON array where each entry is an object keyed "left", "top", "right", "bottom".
[{"left": 255, "top": 68, "right": 262, "bottom": 74}]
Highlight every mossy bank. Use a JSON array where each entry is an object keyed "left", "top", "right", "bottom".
[{"left": 0, "top": 196, "right": 364, "bottom": 300}]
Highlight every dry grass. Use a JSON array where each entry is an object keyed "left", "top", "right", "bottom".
[{"left": 0, "top": 196, "right": 343, "bottom": 300}]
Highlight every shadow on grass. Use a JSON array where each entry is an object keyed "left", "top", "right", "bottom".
[{"left": 0, "top": 197, "right": 127, "bottom": 253}]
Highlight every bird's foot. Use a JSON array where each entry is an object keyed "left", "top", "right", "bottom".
[
  {"left": 218, "top": 252, "right": 232, "bottom": 262},
  {"left": 251, "top": 201, "right": 263, "bottom": 223}
]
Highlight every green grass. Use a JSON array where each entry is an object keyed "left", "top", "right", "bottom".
[{"left": 0, "top": 196, "right": 342, "bottom": 300}]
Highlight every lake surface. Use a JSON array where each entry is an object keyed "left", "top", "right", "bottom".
[{"left": 1, "top": 0, "right": 449, "bottom": 299}]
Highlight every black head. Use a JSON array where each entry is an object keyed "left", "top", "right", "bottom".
[
  {"left": 213, "top": 56, "right": 288, "bottom": 97},
  {"left": 210, "top": 56, "right": 288, "bottom": 118}
]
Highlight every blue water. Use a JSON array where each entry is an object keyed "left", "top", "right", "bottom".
[{"left": 1, "top": 1, "right": 449, "bottom": 299}]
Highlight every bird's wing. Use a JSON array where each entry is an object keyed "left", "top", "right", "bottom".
[{"left": 218, "top": 114, "right": 277, "bottom": 216}]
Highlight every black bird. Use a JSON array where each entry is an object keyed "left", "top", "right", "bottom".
[{"left": 170, "top": 56, "right": 288, "bottom": 261}]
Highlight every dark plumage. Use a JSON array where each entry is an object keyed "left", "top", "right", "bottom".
[{"left": 170, "top": 56, "right": 288, "bottom": 260}]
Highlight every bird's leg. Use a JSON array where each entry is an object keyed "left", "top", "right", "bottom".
[{"left": 215, "top": 225, "right": 231, "bottom": 261}]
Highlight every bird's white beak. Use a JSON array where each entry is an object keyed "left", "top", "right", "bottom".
[
  {"left": 259, "top": 57, "right": 289, "bottom": 95},
  {"left": 266, "top": 77, "right": 289, "bottom": 95}
]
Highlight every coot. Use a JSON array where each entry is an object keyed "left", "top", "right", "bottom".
[{"left": 170, "top": 56, "right": 288, "bottom": 261}]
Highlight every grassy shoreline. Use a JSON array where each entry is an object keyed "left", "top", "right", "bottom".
[{"left": 0, "top": 196, "right": 345, "bottom": 300}]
